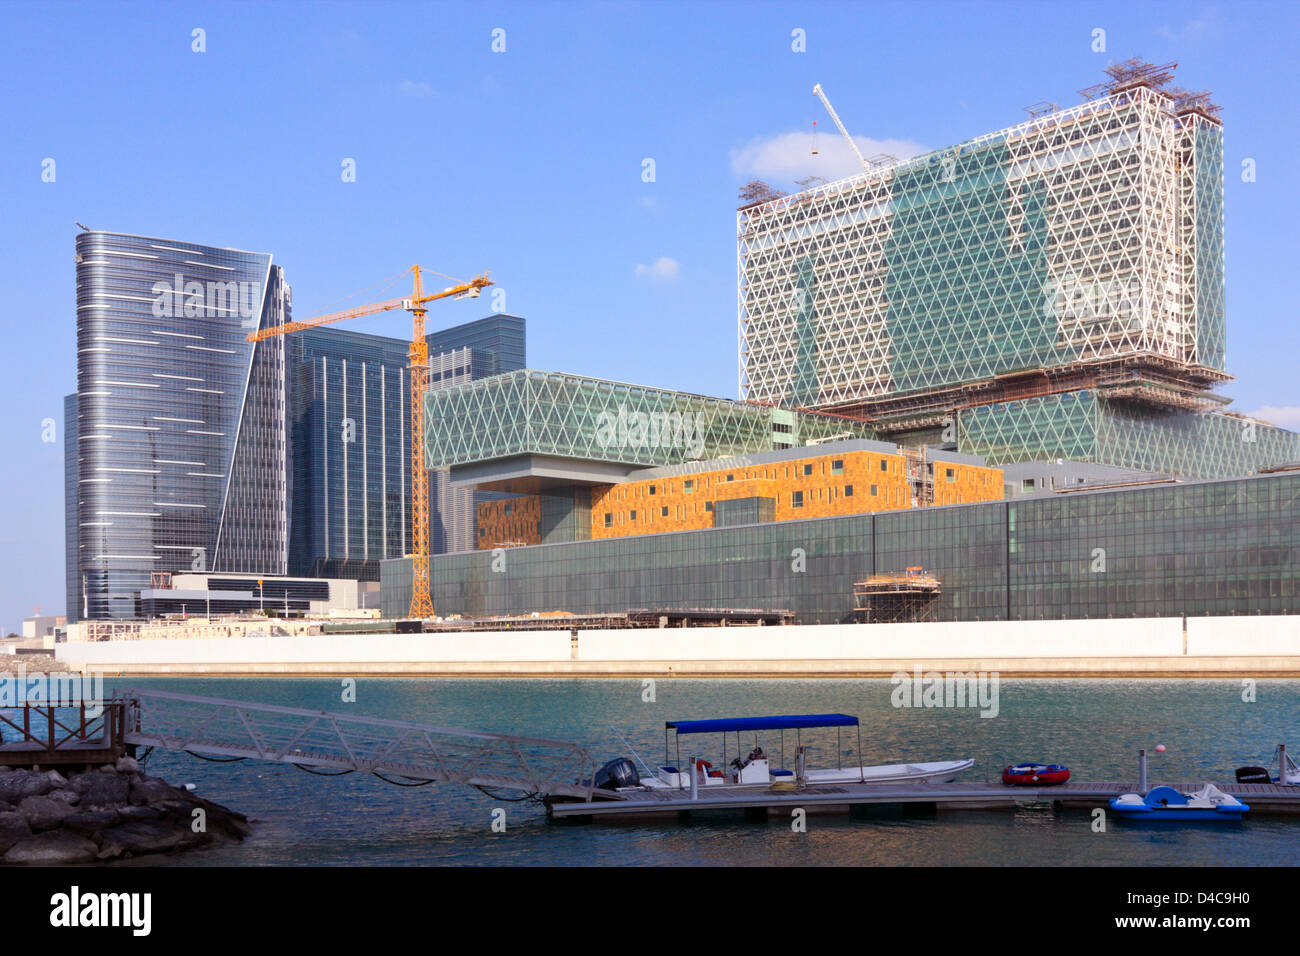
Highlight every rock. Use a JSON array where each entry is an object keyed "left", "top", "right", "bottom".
[
  {"left": 69, "top": 770, "right": 130, "bottom": 807},
  {"left": 96, "top": 819, "right": 186, "bottom": 858},
  {"left": 0, "top": 810, "right": 31, "bottom": 853},
  {"left": 45, "top": 788, "right": 80, "bottom": 806},
  {"left": 115, "top": 756, "right": 139, "bottom": 774},
  {"left": 0, "top": 769, "right": 54, "bottom": 801},
  {"left": 63, "top": 809, "right": 120, "bottom": 833},
  {"left": 117, "top": 805, "right": 162, "bottom": 822},
  {"left": 97, "top": 763, "right": 118, "bottom": 773},
  {"left": 45, "top": 770, "right": 68, "bottom": 789},
  {"left": 4, "top": 830, "right": 98, "bottom": 864},
  {"left": 129, "top": 777, "right": 176, "bottom": 806},
  {"left": 18, "top": 794, "right": 76, "bottom": 831}
]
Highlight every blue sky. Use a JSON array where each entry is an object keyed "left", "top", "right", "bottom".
[{"left": 2, "top": 0, "right": 1298, "bottom": 630}]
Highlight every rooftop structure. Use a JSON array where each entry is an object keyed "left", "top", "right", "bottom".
[{"left": 423, "top": 368, "right": 878, "bottom": 493}]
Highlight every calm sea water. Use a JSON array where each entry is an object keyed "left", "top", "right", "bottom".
[{"left": 96, "top": 676, "right": 1300, "bottom": 866}]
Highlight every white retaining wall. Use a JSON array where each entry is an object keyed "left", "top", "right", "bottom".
[
  {"left": 51, "top": 617, "right": 1300, "bottom": 671},
  {"left": 1186, "top": 616, "right": 1300, "bottom": 656},
  {"left": 56, "top": 632, "right": 572, "bottom": 667},
  {"left": 577, "top": 618, "right": 1181, "bottom": 660}
]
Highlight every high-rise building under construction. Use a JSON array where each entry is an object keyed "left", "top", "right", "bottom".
[{"left": 738, "top": 60, "right": 1300, "bottom": 477}]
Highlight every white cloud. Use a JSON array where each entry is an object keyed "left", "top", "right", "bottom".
[
  {"left": 1241, "top": 406, "right": 1300, "bottom": 430},
  {"left": 398, "top": 80, "right": 435, "bottom": 98},
  {"left": 1156, "top": 6, "right": 1222, "bottom": 45},
  {"left": 731, "top": 130, "right": 928, "bottom": 184},
  {"left": 634, "top": 257, "right": 680, "bottom": 281}
]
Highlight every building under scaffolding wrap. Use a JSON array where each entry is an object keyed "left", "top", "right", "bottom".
[{"left": 737, "top": 62, "right": 1300, "bottom": 478}]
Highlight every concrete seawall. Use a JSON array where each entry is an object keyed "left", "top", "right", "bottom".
[{"left": 51, "top": 616, "right": 1300, "bottom": 677}]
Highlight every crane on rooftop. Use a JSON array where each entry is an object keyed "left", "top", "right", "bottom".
[
  {"left": 812, "top": 82, "right": 872, "bottom": 175},
  {"left": 248, "top": 265, "right": 493, "bottom": 619}
]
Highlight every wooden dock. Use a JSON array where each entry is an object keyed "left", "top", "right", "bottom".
[
  {"left": 546, "top": 779, "right": 1300, "bottom": 820},
  {"left": 0, "top": 702, "right": 128, "bottom": 768}
]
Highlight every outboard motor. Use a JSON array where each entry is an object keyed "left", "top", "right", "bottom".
[
  {"left": 592, "top": 757, "right": 639, "bottom": 791},
  {"left": 1235, "top": 765, "right": 1271, "bottom": 784}
]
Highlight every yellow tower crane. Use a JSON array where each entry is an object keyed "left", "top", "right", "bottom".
[{"left": 247, "top": 265, "right": 494, "bottom": 619}]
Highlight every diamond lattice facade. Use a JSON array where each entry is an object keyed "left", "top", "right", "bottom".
[
  {"left": 424, "top": 369, "right": 877, "bottom": 473},
  {"left": 958, "top": 392, "right": 1300, "bottom": 478},
  {"left": 739, "top": 83, "right": 1226, "bottom": 409}
]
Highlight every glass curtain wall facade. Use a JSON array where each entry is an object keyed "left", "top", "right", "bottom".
[
  {"left": 73, "top": 231, "right": 289, "bottom": 620},
  {"left": 383, "top": 471, "right": 1300, "bottom": 623},
  {"left": 63, "top": 393, "right": 80, "bottom": 622},
  {"left": 288, "top": 316, "right": 527, "bottom": 578}
]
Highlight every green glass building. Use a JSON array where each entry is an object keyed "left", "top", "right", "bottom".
[{"left": 382, "top": 469, "right": 1300, "bottom": 623}]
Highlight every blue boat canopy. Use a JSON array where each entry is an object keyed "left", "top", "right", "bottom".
[{"left": 666, "top": 714, "right": 859, "bottom": 735}]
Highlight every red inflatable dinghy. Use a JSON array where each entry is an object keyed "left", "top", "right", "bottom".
[{"left": 1001, "top": 762, "right": 1070, "bottom": 786}]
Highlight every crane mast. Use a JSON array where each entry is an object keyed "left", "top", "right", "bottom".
[
  {"left": 247, "top": 265, "right": 492, "bottom": 620},
  {"left": 812, "top": 83, "right": 872, "bottom": 174},
  {"left": 406, "top": 267, "right": 434, "bottom": 618}
]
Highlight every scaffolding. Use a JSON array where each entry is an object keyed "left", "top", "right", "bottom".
[
  {"left": 853, "top": 569, "right": 941, "bottom": 624},
  {"left": 739, "top": 62, "right": 1225, "bottom": 418}
]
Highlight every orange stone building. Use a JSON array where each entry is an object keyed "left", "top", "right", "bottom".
[{"left": 476, "top": 440, "right": 1002, "bottom": 550}]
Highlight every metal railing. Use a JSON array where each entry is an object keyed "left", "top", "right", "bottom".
[
  {"left": 118, "top": 688, "right": 604, "bottom": 801},
  {"left": 0, "top": 701, "right": 126, "bottom": 763}
]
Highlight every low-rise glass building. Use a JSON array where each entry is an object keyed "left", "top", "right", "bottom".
[{"left": 381, "top": 469, "right": 1300, "bottom": 623}]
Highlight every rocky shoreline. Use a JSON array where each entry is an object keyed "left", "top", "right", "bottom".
[{"left": 0, "top": 758, "right": 252, "bottom": 864}]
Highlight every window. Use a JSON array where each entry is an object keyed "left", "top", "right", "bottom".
[
  {"left": 792, "top": 491, "right": 804, "bottom": 508},
  {"left": 504, "top": 503, "right": 513, "bottom": 516},
  {"left": 1022, "top": 478, "right": 1036, "bottom": 490},
  {"left": 603, "top": 513, "right": 612, "bottom": 528},
  {"left": 831, "top": 460, "right": 844, "bottom": 474},
  {"left": 727, "top": 474, "right": 734, "bottom": 482},
  {"left": 880, "top": 460, "right": 888, "bottom": 472},
  {"left": 478, "top": 527, "right": 485, "bottom": 537},
  {"left": 630, "top": 510, "right": 637, "bottom": 521},
  {"left": 684, "top": 479, "right": 694, "bottom": 492},
  {"left": 705, "top": 501, "right": 713, "bottom": 512},
  {"left": 661, "top": 506, "right": 668, "bottom": 517},
  {"left": 649, "top": 485, "right": 656, "bottom": 495},
  {"left": 803, "top": 464, "right": 813, "bottom": 476},
  {"left": 946, "top": 468, "right": 955, "bottom": 482},
  {"left": 845, "top": 485, "right": 854, "bottom": 497},
  {"left": 870, "top": 484, "right": 878, "bottom": 496}
]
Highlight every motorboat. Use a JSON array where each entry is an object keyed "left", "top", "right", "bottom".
[
  {"left": 1109, "top": 784, "right": 1249, "bottom": 821},
  {"left": 1234, "top": 745, "right": 1300, "bottom": 785},
  {"left": 630, "top": 713, "right": 973, "bottom": 791}
]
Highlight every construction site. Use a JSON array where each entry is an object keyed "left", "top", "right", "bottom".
[
  {"left": 734, "top": 59, "right": 1293, "bottom": 480},
  {"left": 64, "top": 61, "right": 1300, "bottom": 636}
]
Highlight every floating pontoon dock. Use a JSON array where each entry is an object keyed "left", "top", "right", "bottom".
[{"left": 546, "top": 780, "right": 1300, "bottom": 820}]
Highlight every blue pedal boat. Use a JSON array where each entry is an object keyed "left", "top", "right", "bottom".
[{"left": 1109, "top": 784, "right": 1249, "bottom": 821}]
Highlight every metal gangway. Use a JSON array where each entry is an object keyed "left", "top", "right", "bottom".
[{"left": 119, "top": 688, "right": 609, "bottom": 802}]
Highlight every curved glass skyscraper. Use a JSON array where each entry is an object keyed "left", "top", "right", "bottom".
[{"left": 73, "top": 231, "right": 289, "bottom": 620}]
